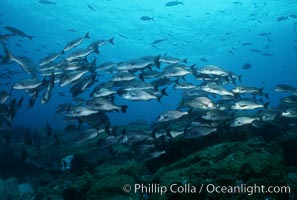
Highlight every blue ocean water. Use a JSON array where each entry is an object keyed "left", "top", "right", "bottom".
[{"left": 0, "top": 0, "right": 296, "bottom": 128}]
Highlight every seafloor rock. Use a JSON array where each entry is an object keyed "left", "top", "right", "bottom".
[
  {"left": 151, "top": 138, "right": 289, "bottom": 199},
  {"left": 0, "top": 143, "right": 26, "bottom": 177},
  {"left": 26, "top": 128, "right": 297, "bottom": 200},
  {"left": 0, "top": 177, "right": 19, "bottom": 199},
  {"left": 18, "top": 183, "right": 36, "bottom": 200},
  {"left": 86, "top": 161, "right": 144, "bottom": 199},
  {"left": 280, "top": 130, "right": 297, "bottom": 166}
]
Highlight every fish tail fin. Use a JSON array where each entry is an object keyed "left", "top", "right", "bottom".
[
  {"left": 183, "top": 58, "right": 188, "bottom": 63},
  {"left": 264, "top": 102, "right": 269, "bottom": 109},
  {"left": 109, "top": 37, "right": 114, "bottom": 45},
  {"left": 166, "top": 129, "right": 173, "bottom": 138},
  {"left": 28, "top": 35, "right": 34, "bottom": 40},
  {"left": 85, "top": 32, "right": 90, "bottom": 39},
  {"left": 17, "top": 96, "right": 24, "bottom": 107},
  {"left": 259, "top": 87, "right": 264, "bottom": 94},
  {"left": 2, "top": 45, "right": 13, "bottom": 63},
  {"left": 161, "top": 87, "right": 168, "bottom": 96},
  {"left": 105, "top": 123, "right": 111, "bottom": 135},
  {"left": 94, "top": 47, "right": 100, "bottom": 54},
  {"left": 139, "top": 73, "right": 144, "bottom": 81},
  {"left": 154, "top": 55, "right": 161, "bottom": 68},
  {"left": 121, "top": 105, "right": 128, "bottom": 113},
  {"left": 92, "top": 44, "right": 100, "bottom": 54},
  {"left": 238, "top": 75, "right": 242, "bottom": 83},
  {"left": 188, "top": 108, "right": 193, "bottom": 115},
  {"left": 151, "top": 128, "right": 157, "bottom": 139},
  {"left": 91, "top": 58, "right": 97, "bottom": 66},
  {"left": 265, "top": 93, "right": 269, "bottom": 99},
  {"left": 190, "top": 64, "right": 197, "bottom": 77},
  {"left": 157, "top": 95, "right": 162, "bottom": 103}
]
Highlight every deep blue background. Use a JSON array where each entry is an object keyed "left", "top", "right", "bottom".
[{"left": 0, "top": 0, "right": 296, "bottom": 128}]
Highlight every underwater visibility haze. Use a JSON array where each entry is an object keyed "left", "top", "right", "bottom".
[{"left": 0, "top": 0, "right": 297, "bottom": 199}]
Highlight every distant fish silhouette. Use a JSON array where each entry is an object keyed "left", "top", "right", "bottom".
[
  {"left": 118, "top": 34, "right": 128, "bottom": 39},
  {"left": 140, "top": 16, "right": 154, "bottom": 21},
  {"left": 4, "top": 26, "right": 34, "bottom": 40},
  {"left": 67, "top": 29, "right": 78, "bottom": 32},
  {"left": 38, "top": 0, "right": 56, "bottom": 5},
  {"left": 165, "top": 1, "right": 184, "bottom": 6},
  {"left": 277, "top": 16, "right": 288, "bottom": 22},
  {"left": 151, "top": 39, "right": 166, "bottom": 45},
  {"left": 250, "top": 49, "right": 262, "bottom": 53},
  {"left": 241, "top": 42, "right": 252, "bottom": 46},
  {"left": 289, "top": 14, "right": 297, "bottom": 19},
  {"left": 233, "top": 1, "right": 243, "bottom": 6},
  {"left": 262, "top": 53, "right": 274, "bottom": 56},
  {"left": 259, "top": 32, "right": 271, "bottom": 36},
  {"left": 242, "top": 63, "right": 252, "bottom": 70},
  {"left": 199, "top": 57, "right": 208, "bottom": 62},
  {"left": 88, "top": 5, "right": 96, "bottom": 12},
  {"left": 228, "top": 50, "right": 234, "bottom": 55}
]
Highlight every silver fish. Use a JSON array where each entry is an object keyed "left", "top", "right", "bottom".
[
  {"left": 274, "top": 84, "right": 296, "bottom": 93},
  {"left": 202, "top": 110, "right": 229, "bottom": 121},
  {"left": 173, "top": 81, "right": 196, "bottom": 90},
  {"left": 39, "top": 52, "right": 62, "bottom": 66},
  {"left": 184, "top": 96, "right": 216, "bottom": 110},
  {"left": 13, "top": 78, "right": 42, "bottom": 90},
  {"left": 162, "top": 64, "right": 192, "bottom": 78},
  {"left": 139, "top": 70, "right": 161, "bottom": 81},
  {"left": 41, "top": 73, "right": 55, "bottom": 104},
  {"left": 90, "top": 37, "right": 114, "bottom": 48},
  {"left": 198, "top": 84, "right": 234, "bottom": 96},
  {"left": 260, "top": 109, "right": 279, "bottom": 121},
  {"left": 111, "top": 71, "right": 137, "bottom": 82},
  {"left": 91, "top": 87, "right": 117, "bottom": 98},
  {"left": 119, "top": 90, "right": 160, "bottom": 101},
  {"left": 118, "top": 79, "right": 154, "bottom": 91},
  {"left": 156, "top": 110, "right": 188, "bottom": 122},
  {"left": 281, "top": 95, "right": 297, "bottom": 104},
  {"left": 0, "top": 91, "right": 10, "bottom": 104},
  {"left": 66, "top": 106, "right": 98, "bottom": 117},
  {"left": 117, "top": 57, "right": 156, "bottom": 71},
  {"left": 231, "top": 117, "right": 259, "bottom": 127},
  {"left": 60, "top": 70, "right": 89, "bottom": 87},
  {"left": 3, "top": 47, "right": 37, "bottom": 77},
  {"left": 281, "top": 107, "right": 297, "bottom": 118},
  {"left": 231, "top": 101, "right": 269, "bottom": 110},
  {"left": 198, "top": 65, "right": 229, "bottom": 76},
  {"left": 143, "top": 150, "right": 166, "bottom": 161},
  {"left": 76, "top": 128, "right": 105, "bottom": 144},
  {"left": 96, "top": 62, "right": 116, "bottom": 71},
  {"left": 159, "top": 54, "right": 187, "bottom": 64},
  {"left": 4, "top": 26, "right": 33, "bottom": 40},
  {"left": 63, "top": 32, "right": 90, "bottom": 52},
  {"left": 66, "top": 44, "right": 99, "bottom": 61},
  {"left": 184, "top": 126, "right": 217, "bottom": 138},
  {"left": 87, "top": 98, "right": 127, "bottom": 113}
]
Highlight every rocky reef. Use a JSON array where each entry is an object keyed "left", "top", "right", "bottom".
[{"left": 0, "top": 122, "right": 296, "bottom": 199}]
